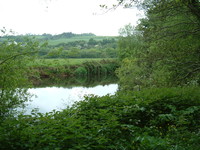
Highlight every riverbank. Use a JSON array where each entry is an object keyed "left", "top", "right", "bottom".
[{"left": 28, "top": 58, "right": 119, "bottom": 83}]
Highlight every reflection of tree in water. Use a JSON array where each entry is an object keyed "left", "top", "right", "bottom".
[{"left": 32, "top": 75, "right": 118, "bottom": 88}]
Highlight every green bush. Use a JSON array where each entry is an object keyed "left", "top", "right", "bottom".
[
  {"left": 0, "top": 87, "right": 199, "bottom": 149},
  {"left": 74, "top": 66, "right": 87, "bottom": 76}
]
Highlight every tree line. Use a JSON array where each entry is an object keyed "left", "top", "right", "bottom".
[
  {"left": 1, "top": 32, "right": 118, "bottom": 59},
  {"left": 1, "top": 32, "right": 96, "bottom": 42},
  {"left": 41, "top": 38, "right": 117, "bottom": 58}
]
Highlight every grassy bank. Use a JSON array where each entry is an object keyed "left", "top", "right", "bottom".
[
  {"left": 1, "top": 87, "right": 199, "bottom": 149},
  {"left": 28, "top": 58, "right": 119, "bottom": 81}
]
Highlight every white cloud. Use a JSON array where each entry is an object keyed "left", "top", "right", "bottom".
[{"left": 0, "top": 0, "right": 143, "bottom": 36}]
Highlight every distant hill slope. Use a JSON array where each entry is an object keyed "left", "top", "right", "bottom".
[
  {"left": 0, "top": 32, "right": 118, "bottom": 59},
  {"left": 46, "top": 35, "right": 117, "bottom": 46},
  {"left": 0, "top": 32, "right": 117, "bottom": 46}
]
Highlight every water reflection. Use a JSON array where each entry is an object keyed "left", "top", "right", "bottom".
[
  {"left": 23, "top": 84, "right": 118, "bottom": 114},
  {"left": 33, "top": 75, "right": 118, "bottom": 88}
]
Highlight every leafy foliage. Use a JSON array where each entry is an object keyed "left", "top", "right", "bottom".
[
  {"left": 0, "top": 87, "right": 199, "bottom": 149},
  {"left": 27, "top": 58, "right": 119, "bottom": 82},
  {"left": 45, "top": 38, "right": 117, "bottom": 59},
  {"left": 0, "top": 36, "right": 40, "bottom": 121},
  {"left": 116, "top": 0, "right": 200, "bottom": 90}
]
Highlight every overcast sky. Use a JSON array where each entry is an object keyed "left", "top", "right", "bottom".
[{"left": 0, "top": 0, "right": 143, "bottom": 36}]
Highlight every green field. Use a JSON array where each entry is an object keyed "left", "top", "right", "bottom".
[
  {"left": 47, "top": 36, "right": 117, "bottom": 46},
  {"left": 1, "top": 34, "right": 117, "bottom": 46}
]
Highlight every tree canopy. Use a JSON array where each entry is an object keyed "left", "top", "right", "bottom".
[{"left": 116, "top": 0, "right": 200, "bottom": 90}]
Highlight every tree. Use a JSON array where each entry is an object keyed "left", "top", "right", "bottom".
[
  {"left": 118, "top": 24, "right": 144, "bottom": 60},
  {"left": 116, "top": 0, "right": 200, "bottom": 90},
  {"left": 0, "top": 32, "right": 40, "bottom": 121},
  {"left": 116, "top": 24, "right": 149, "bottom": 90},
  {"left": 139, "top": 0, "right": 200, "bottom": 85},
  {"left": 177, "top": 0, "right": 200, "bottom": 21},
  {"left": 88, "top": 38, "right": 98, "bottom": 46}
]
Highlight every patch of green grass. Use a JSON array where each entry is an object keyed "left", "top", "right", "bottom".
[{"left": 47, "top": 36, "right": 116, "bottom": 46}]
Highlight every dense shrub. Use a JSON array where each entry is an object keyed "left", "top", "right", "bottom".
[
  {"left": 0, "top": 87, "right": 199, "bottom": 149},
  {"left": 74, "top": 66, "right": 87, "bottom": 77},
  {"left": 31, "top": 59, "right": 119, "bottom": 81}
]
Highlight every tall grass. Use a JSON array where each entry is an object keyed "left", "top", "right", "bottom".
[{"left": 28, "top": 58, "right": 119, "bottom": 80}]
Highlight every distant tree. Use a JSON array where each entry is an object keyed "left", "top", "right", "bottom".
[
  {"left": 67, "top": 48, "right": 81, "bottom": 58},
  {"left": 80, "top": 33, "right": 96, "bottom": 36},
  {"left": 46, "top": 47, "right": 63, "bottom": 58},
  {"left": 42, "top": 33, "right": 53, "bottom": 40},
  {"left": 88, "top": 38, "right": 98, "bottom": 46}
]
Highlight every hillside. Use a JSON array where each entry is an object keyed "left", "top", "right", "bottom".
[
  {"left": 1, "top": 32, "right": 117, "bottom": 44},
  {"left": 1, "top": 32, "right": 118, "bottom": 59}
]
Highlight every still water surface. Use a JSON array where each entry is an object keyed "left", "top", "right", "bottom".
[{"left": 23, "top": 84, "right": 118, "bottom": 114}]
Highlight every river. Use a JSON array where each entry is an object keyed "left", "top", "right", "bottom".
[{"left": 21, "top": 83, "right": 118, "bottom": 114}]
